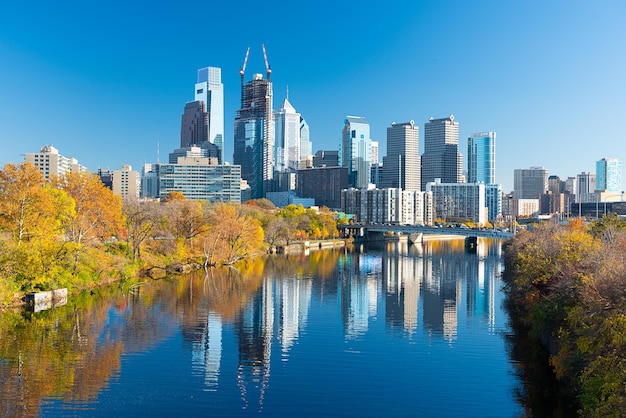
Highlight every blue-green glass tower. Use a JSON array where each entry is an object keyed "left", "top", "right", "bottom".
[{"left": 467, "top": 132, "right": 496, "bottom": 184}]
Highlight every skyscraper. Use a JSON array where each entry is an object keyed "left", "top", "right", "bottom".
[
  {"left": 299, "top": 116, "right": 312, "bottom": 168},
  {"left": 421, "top": 115, "right": 461, "bottom": 189},
  {"left": 381, "top": 120, "right": 420, "bottom": 191},
  {"left": 194, "top": 67, "right": 224, "bottom": 163},
  {"left": 340, "top": 116, "right": 372, "bottom": 188},
  {"left": 596, "top": 157, "right": 622, "bottom": 193},
  {"left": 180, "top": 101, "right": 209, "bottom": 148},
  {"left": 467, "top": 132, "right": 496, "bottom": 184},
  {"left": 274, "top": 92, "right": 301, "bottom": 172},
  {"left": 233, "top": 70, "right": 274, "bottom": 199}
]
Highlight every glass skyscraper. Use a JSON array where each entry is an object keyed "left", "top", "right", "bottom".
[
  {"left": 195, "top": 67, "right": 224, "bottom": 163},
  {"left": 340, "top": 116, "right": 372, "bottom": 189},
  {"left": 596, "top": 157, "right": 622, "bottom": 193},
  {"left": 467, "top": 132, "right": 496, "bottom": 184}
]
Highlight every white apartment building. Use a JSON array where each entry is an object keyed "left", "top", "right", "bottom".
[
  {"left": 426, "top": 180, "right": 487, "bottom": 225},
  {"left": 24, "top": 145, "right": 88, "bottom": 180},
  {"left": 341, "top": 188, "right": 432, "bottom": 225}
]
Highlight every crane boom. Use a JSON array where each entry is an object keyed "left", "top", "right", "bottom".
[
  {"left": 262, "top": 44, "right": 271, "bottom": 81},
  {"left": 239, "top": 46, "right": 250, "bottom": 105}
]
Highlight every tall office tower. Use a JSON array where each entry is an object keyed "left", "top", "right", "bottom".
[
  {"left": 274, "top": 92, "right": 301, "bottom": 172},
  {"left": 194, "top": 67, "right": 224, "bottom": 163},
  {"left": 180, "top": 101, "right": 209, "bottom": 148},
  {"left": 340, "top": 116, "right": 372, "bottom": 188},
  {"left": 381, "top": 120, "right": 420, "bottom": 191},
  {"left": 299, "top": 116, "right": 313, "bottom": 168},
  {"left": 233, "top": 48, "right": 274, "bottom": 200},
  {"left": 596, "top": 157, "right": 622, "bottom": 193},
  {"left": 467, "top": 132, "right": 496, "bottom": 184},
  {"left": 421, "top": 115, "right": 461, "bottom": 189},
  {"left": 513, "top": 167, "right": 548, "bottom": 199}
]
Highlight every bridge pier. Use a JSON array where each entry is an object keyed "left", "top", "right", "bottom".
[{"left": 408, "top": 232, "right": 422, "bottom": 244}]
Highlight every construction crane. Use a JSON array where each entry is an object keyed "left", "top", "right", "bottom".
[
  {"left": 262, "top": 44, "right": 271, "bottom": 82},
  {"left": 239, "top": 46, "right": 250, "bottom": 104}
]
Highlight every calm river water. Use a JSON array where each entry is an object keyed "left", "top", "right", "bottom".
[{"left": 0, "top": 238, "right": 525, "bottom": 417}]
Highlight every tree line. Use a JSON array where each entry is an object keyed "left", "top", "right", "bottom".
[
  {"left": 503, "top": 215, "right": 626, "bottom": 416},
  {"left": 0, "top": 162, "right": 341, "bottom": 306}
]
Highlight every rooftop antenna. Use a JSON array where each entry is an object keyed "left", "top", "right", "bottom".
[
  {"left": 239, "top": 46, "right": 250, "bottom": 105},
  {"left": 262, "top": 44, "right": 271, "bottom": 82}
]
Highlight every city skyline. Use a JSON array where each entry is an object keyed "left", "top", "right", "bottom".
[{"left": 2, "top": 1, "right": 626, "bottom": 193}]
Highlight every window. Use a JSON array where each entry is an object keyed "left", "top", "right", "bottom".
[{"left": 197, "top": 89, "right": 203, "bottom": 94}]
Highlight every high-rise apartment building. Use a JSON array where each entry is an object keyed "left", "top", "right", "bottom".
[
  {"left": 24, "top": 145, "right": 88, "bottom": 180},
  {"left": 467, "top": 132, "right": 495, "bottom": 184},
  {"left": 233, "top": 72, "right": 274, "bottom": 200},
  {"left": 112, "top": 164, "right": 140, "bottom": 199},
  {"left": 274, "top": 93, "right": 301, "bottom": 172},
  {"left": 381, "top": 120, "right": 420, "bottom": 191},
  {"left": 194, "top": 67, "right": 224, "bottom": 163},
  {"left": 421, "top": 115, "right": 461, "bottom": 189},
  {"left": 596, "top": 157, "right": 622, "bottom": 194},
  {"left": 340, "top": 116, "right": 372, "bottom": 189},
  {"left": 513, "top": 167, "right": 548, "bottom": 199}
]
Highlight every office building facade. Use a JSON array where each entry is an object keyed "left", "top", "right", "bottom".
[
  {"left": 513, "top": 167, "right": 548, "bottom": 199},
  {"left": 297, "top": 166, "right": 349, "bottom": 210}
]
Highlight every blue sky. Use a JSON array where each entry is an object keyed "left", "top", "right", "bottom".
[{"left": 1, "top": 0, "right": 625, "bottom": 192}]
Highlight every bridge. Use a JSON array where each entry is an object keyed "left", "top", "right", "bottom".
[{"left": 343, "top": 223, "right": 513, "bottom": 244}]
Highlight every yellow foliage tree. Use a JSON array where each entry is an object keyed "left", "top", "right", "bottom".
[
  {"left": 203, "top": 203, "right": 264, "bottom": 266},
  {"left": 53, "top": 171, "right": 123, "bottom": 244}
]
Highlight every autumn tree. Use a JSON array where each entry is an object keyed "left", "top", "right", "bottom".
[
  {"left": 203, "top": 203, "right": 264, "bottom": 266},
  {"left": 0, "top": 163, "right": 60, "bottom": 244},
  {"left": 163, "top": 198, "right": 207, "bottom": 250},
  {"left": 53, "top": 171, "right": 123, "bottom": 244},
  {"left": 123, "top": 199, "right": 163, "bottom": 261}
]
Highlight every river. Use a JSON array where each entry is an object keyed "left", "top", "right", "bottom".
[{"left": 0, "top": 238, "right": 525, "bottom": 417}]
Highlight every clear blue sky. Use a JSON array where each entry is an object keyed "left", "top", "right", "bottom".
[{"left": 2, "top": 0, "right": 625, "bottom": 192}]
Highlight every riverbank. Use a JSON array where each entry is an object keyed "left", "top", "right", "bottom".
[{"left": 502, "top": 217, "right": 626, "bottom": 416}]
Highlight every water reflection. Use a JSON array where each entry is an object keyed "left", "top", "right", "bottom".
[{"left": 0, "top": 239, "right": 518, "bottom": 416}]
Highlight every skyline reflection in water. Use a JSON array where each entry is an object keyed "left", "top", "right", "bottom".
[{"left": 1, "top": 238, "right": 520, "bottom": 417}]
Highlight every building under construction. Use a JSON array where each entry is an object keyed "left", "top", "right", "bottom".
[{"left": 233, "top": 45, "right": 274, "bottom": 200}]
